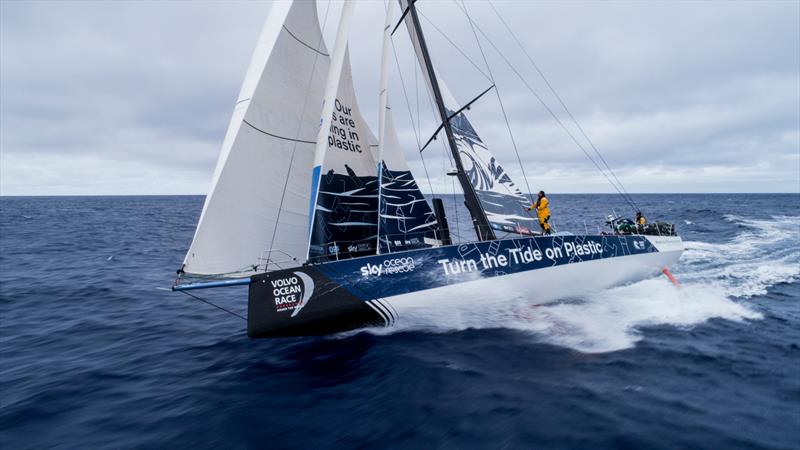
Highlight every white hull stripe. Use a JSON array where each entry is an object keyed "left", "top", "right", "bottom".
[
  {"left": 365, "top": 301, "right": 390, "bottom": 326},
  {"left": 377, "top": 298, "right": 399, "bottom": 322},
  {"left": 372, "top": 299, "right": 396, "bottom": 324}
]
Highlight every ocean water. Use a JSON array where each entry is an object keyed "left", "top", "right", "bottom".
[{"left": 1, "top": 194, "right": 798, "bottom": 449}]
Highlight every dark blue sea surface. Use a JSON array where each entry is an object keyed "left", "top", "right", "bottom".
[{"left": 1, "top": 194, "right": 798, "bottom": 449}]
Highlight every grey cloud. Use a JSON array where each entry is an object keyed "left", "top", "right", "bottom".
[{"left": 1, "top": 0, "right": 798, "bottom": 195}]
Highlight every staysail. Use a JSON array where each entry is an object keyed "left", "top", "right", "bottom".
[
  {"left": 401, "top": 2, "right": 539, "bottom": 236},
  {"left": 307, "top": 1, "right": 381, "bottom": 262},
  {"left": 182, "top": 0, "right": 329, "bottom": 276},
  {"left": 377, "top": 1, "right": 439, "bottom": 253}
]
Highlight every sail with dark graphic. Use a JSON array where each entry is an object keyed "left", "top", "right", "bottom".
[
  {"left": 376, "top": 1, "right": 439, "bottom": 253},
  {"left": 376, "top": 123, "right": 439, "bottom": 252},
  {"left": 308, "top": 3, "right": 380, "bottom": 261},
  {"left": 445, "top": 101, "right": 539, "bottom": 236},
  {"left": 400, "top": 5, "right": 539, "bottom": 236}
]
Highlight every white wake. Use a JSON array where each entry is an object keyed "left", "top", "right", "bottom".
[{"left": 370, "top": 215, "right": 799, "bottom": 353}]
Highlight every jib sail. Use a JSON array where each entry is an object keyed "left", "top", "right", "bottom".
[
  {"left": 307, "top": 2, "right": 380, "bottom": 261},
  {"left": 377, "top": 1, "right": 439, "bottom": 253},
  {"left": 182, "top": 0, "right": 329, "bottom": 276}
]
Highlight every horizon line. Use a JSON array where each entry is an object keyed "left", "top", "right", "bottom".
[{"left": 1, "top": 192, "right": 798, "bottom": 198}]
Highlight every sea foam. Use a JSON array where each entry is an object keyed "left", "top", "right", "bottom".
[{"left": 368, "top": 215, "right": 799, "bottom": 353}]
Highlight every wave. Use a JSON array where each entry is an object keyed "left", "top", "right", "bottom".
[
  {"left": 507, "top": 279, "right": 761, "bottom": 353},
  {"left": 682, "top": 214, "right": 800, "bottom": 297},
  {"left": 366, "top": 215, "right": 799, "bottom": 353}
]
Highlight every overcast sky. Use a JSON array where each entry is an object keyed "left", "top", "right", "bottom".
[{"left": 1, "top": 0, "right": 798, "bottom": 195}]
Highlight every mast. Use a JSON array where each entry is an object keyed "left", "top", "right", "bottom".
[{"left": 405, "top": 1, "right": 495, "bottom": 241}]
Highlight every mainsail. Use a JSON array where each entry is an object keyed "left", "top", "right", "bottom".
[
  {"left": 446, "top": 101, "right": 539, "bottom": 236},
  {"left": 182, "top": 0, "right": 329, "bottom": 276},
  {"left": 401, "top": 2, "right": 539, "bottom": 236},
  {"left": 377, "top": 1, "right": 439, "bottom": 253}
]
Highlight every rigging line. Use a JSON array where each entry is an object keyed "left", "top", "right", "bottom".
[
  {"left": 383, "top": 0, "right": 433, "bottom": 199},
  {"left": 410, "top": 18, "right": 534, "bottom": 222},
  {"left": 419, "top": 77, "right": 458, "bottom": 241},
  {"left": 415, "top": 50, "right": 421, "bottom": 157},
  {"left": 179, "top": 290, "right": 247, "bottom": 322},
  {"left": 388, "top": 17, "right": 435, "bottom": 197},
  {"left": 417, "top": 143, "right": 435, "bottom": 197},
  {"left": 406, "top": 56, "right": 441, "bottom": 237},
  {"left": 453, "top": 2, "right": 638, "bottom": 212},
  {"left": 452, "top": 175, "right": 461, "bottom": 242},
  {"left": 452, "top": 2, "right": 636, "bottom": 211},
  {"left": 487, "top": 1, "right": 640, "bottom": 212},
  {"left": 264, "top": 0, "right": 334, "bottom": 271},
  {"left": 417, "top": 140, "right": 436, "bottom": 197},
  {"left": 460, "top": 0, "right": 534, "bottom": 205},
  {"left": 443, "top": 147, "right": 462, "bottom": 243},
  {"left": 414, "top": 7, "right": 535, "bottom": 224},
  {"left": 417, "top": 10, "right": 491, "bottom": 83},
  {"left": 422, "top": 80, "right": 461, "bottom": 242},
  {"left": 429, "top": 92, "right": 462, "bottom": 243}
]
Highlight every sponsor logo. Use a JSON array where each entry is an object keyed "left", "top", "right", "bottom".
[
  {"left": 360, "top": 256, "right": 416, "bottom": 277},
  {"left": 270, "top": 271, "right": 315, "bottom": 317},
  {"left": 327, "top": 243, "right": 373, "bottom": 255},
  {"left": 633, "top": 240, "right": 646, "bottom": 250},
  {"left": 347, "top": 242, "right": 372, "bottom": 253}
]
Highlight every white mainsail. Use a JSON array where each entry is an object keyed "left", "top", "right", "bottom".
[
  {"left": 307, "top": 1, "right": 383, "bottom": 261},
  {"left": 182, "top": 0, "right": 329, "bottom": 276}
]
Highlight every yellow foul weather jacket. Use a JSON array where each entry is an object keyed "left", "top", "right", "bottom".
[{"left": 535, "top": 197, "right": 550, "bottom": 221}]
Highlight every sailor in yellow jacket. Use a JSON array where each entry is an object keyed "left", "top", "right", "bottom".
[{"left": 527, "top": 190, "right": 552, "bottom": 235}]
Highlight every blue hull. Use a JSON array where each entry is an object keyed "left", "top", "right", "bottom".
[{"left": 248, "top": 234, "right": 670, "bottom": 337}]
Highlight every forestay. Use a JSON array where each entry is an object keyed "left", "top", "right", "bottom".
[{"left": 182, "top": 0, "right": 329, "bottom": 276}]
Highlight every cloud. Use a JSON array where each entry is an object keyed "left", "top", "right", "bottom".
[{"left": 1, "top": 0, "right": 798, "bottom": 195}]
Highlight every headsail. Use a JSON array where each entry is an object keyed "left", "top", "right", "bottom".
[
  {"left": 377, "top": 1, "right": 439, "bottom": 253},
  {"left": 400, "top": 3, "right": 538, "bottom": 236},
  {"left": 308, "top": 1, "right": 381, "bottom": 262},
  {"left": 182, "top": 0, "right": 330, "bottom": 276}
]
